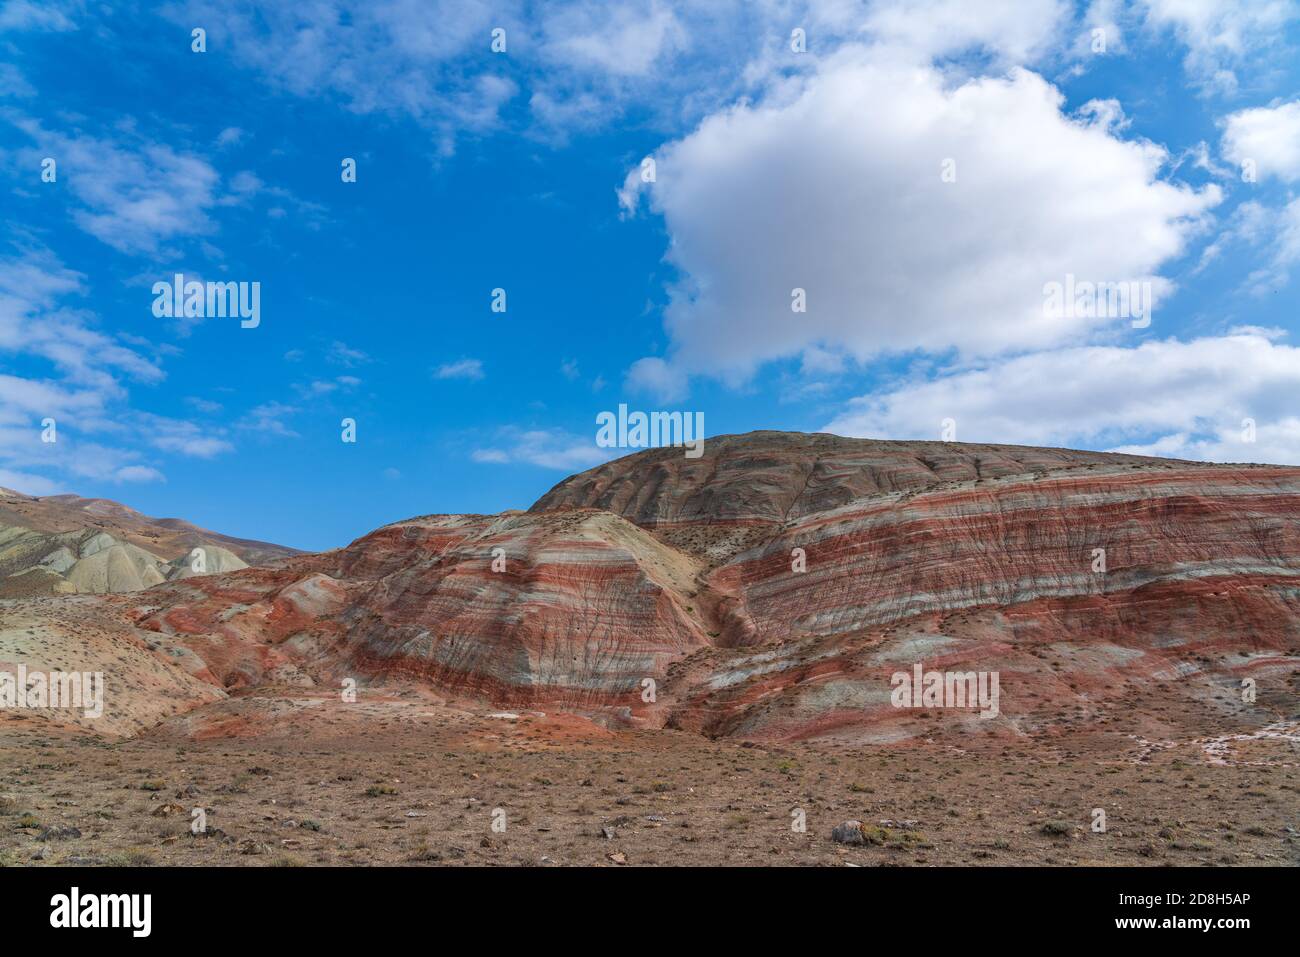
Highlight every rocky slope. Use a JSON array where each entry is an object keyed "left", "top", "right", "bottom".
[
  {"left": 531, "top": 431, "right": 1181, "bottom": 560},
  {"left": 111, "top": 510, "right": 709, "bottom": 707},
  {"left": 0, "top": 488, "right": 297, "bottom": 596},
  {"left": 0, "top": 598, "right": 225, "bottom": 736},
  {"left": 534, "top": 434, "right": 1300, "bottom": 741},
  {"left": 5, "top": 433, "right": 1299, "bottom": 746}
]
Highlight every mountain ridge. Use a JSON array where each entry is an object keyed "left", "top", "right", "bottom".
[
  {"left": 0, "top": 487, "right": 300, "bottom": 597},
  {"left": 4, "top": 431, "right": 1298, "bottom": 747}
]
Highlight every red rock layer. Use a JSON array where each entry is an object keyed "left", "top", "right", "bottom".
[
  {"left": 531, "top": 431, "right": 1184, "bottom": 556},
  {"left": 119, "top": 555, "right": 346, "bottom": 690},
  {"left": 665, "top": 572, "right": 1300, "bottom": 743},
  {"left": 18, "top": 433, "right": 1300, "bottom": 745},
  {"left": 706, "top": 465, "right": 1300, "bottom": 646},
  {"left": 114, "top": 510, "right": 709, "bottom": 708},
  {"left": 650, "top": 461, "right": 1300, "bottom": 740},
  {"left": 335, "top": 510, "right": 709, "bottom": 707}
]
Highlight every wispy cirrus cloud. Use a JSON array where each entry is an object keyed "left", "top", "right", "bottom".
[
  {"left": 327, "top": 340, "right": 371, "bottom": 367},
  {"left": 293, "top": 376, "right": 363, "bottom": 399},
  {"left": 238, "top": 401, "right": 301, "bottom": 439},
  {"left": 133, "top": 412, "right": 233, "bottom": 458},
  {"left": 434, "top": 358, "right": 484, "bottom": 381},
  {"left": 161, "top": 0, "right": 519, "bottom": 153},
  {"left": 1139, "top": 0, "right": 1300, "bottom": 95},
  {"left": 0, "top": 0, "right": 79, "bottom": 32},
  {"left": 1200, "top": 197, "right": 1300, "bottom": 293},
  {"left": 5, "top": 114, "right": 225, "bottom": 256},
  {"left": 472, "top": 426, "right": 609, "bottom": 470},
  {"left": 0, "top": 243, "right": 237, "bottom": 491},
  {"left": 0, "top": 246, "right": 161, "bottom": 393}
]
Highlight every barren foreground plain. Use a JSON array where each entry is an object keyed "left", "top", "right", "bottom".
[{"left": 2, "top": 433, "right": 1298, "bottom": 866}]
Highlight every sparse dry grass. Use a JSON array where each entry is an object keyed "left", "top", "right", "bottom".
[{"left": 0, "top": 709, "right": 1295, "bottom": 867}]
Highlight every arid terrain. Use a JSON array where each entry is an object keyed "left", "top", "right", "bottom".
[
  {"left": 0, "top": 488, "right": 299, "bottom": 598},
  {"left": 2, "top": 432, "right": 1298, "bottom": 866},
  {"left": 2, "top": 692, "right": 1297, "bottom": 867}
]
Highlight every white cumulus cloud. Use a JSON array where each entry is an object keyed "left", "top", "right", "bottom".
[
  {"left": 1222, "top": 99, "right": 1300, "bottom": 183},
  {"left": 825, "top": 329, "right": 1300, "bottom": 464},
  {"left": 621, "top": 48, "right": 1220, "bottom": 397}
]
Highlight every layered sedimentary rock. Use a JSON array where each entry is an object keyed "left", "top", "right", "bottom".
[
  {"left": 706, "top": 463, "right": 1300, "bottom": 645},
  {"left": 666, "top": 572, "right": 1300, "bottom": 743},
  {"left": 0, "top": 488, "right": 291, "bottom": 595},
  {"left": 0, "top": 488, "right": 299, "bottom": 565},
  {"left": 0, "top": 525, "right": 251, "bottom": 597},
  {"left": 335, "top": 510, "right": 709, "bottom": 706},
  {"left": 121, "top": 555, "right": 346, "bottom": 690},
  {"left": 120, "top": 510, "right": 709, "bottom": 707},
  {"left": 532, "top": 431, "right": 1179, "bottom": 560},
  {"left": 532, "top": 435, "right": 1300, "bottom": 739},
  {"left": 7, "top": 432, "right": 1300, "bottom": 744}
]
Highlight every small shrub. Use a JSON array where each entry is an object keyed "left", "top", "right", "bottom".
[{"left": 104, "top": 849, "right": 154, "bottom": 866}]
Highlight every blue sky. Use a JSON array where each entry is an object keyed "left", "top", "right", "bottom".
[{"left": 1, "top": 0, "right": 1299, "bottom": 551}]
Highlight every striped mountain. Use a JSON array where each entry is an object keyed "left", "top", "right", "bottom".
[{"left": 7, "top": 433, "right": 1298, "bottom": 743}]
